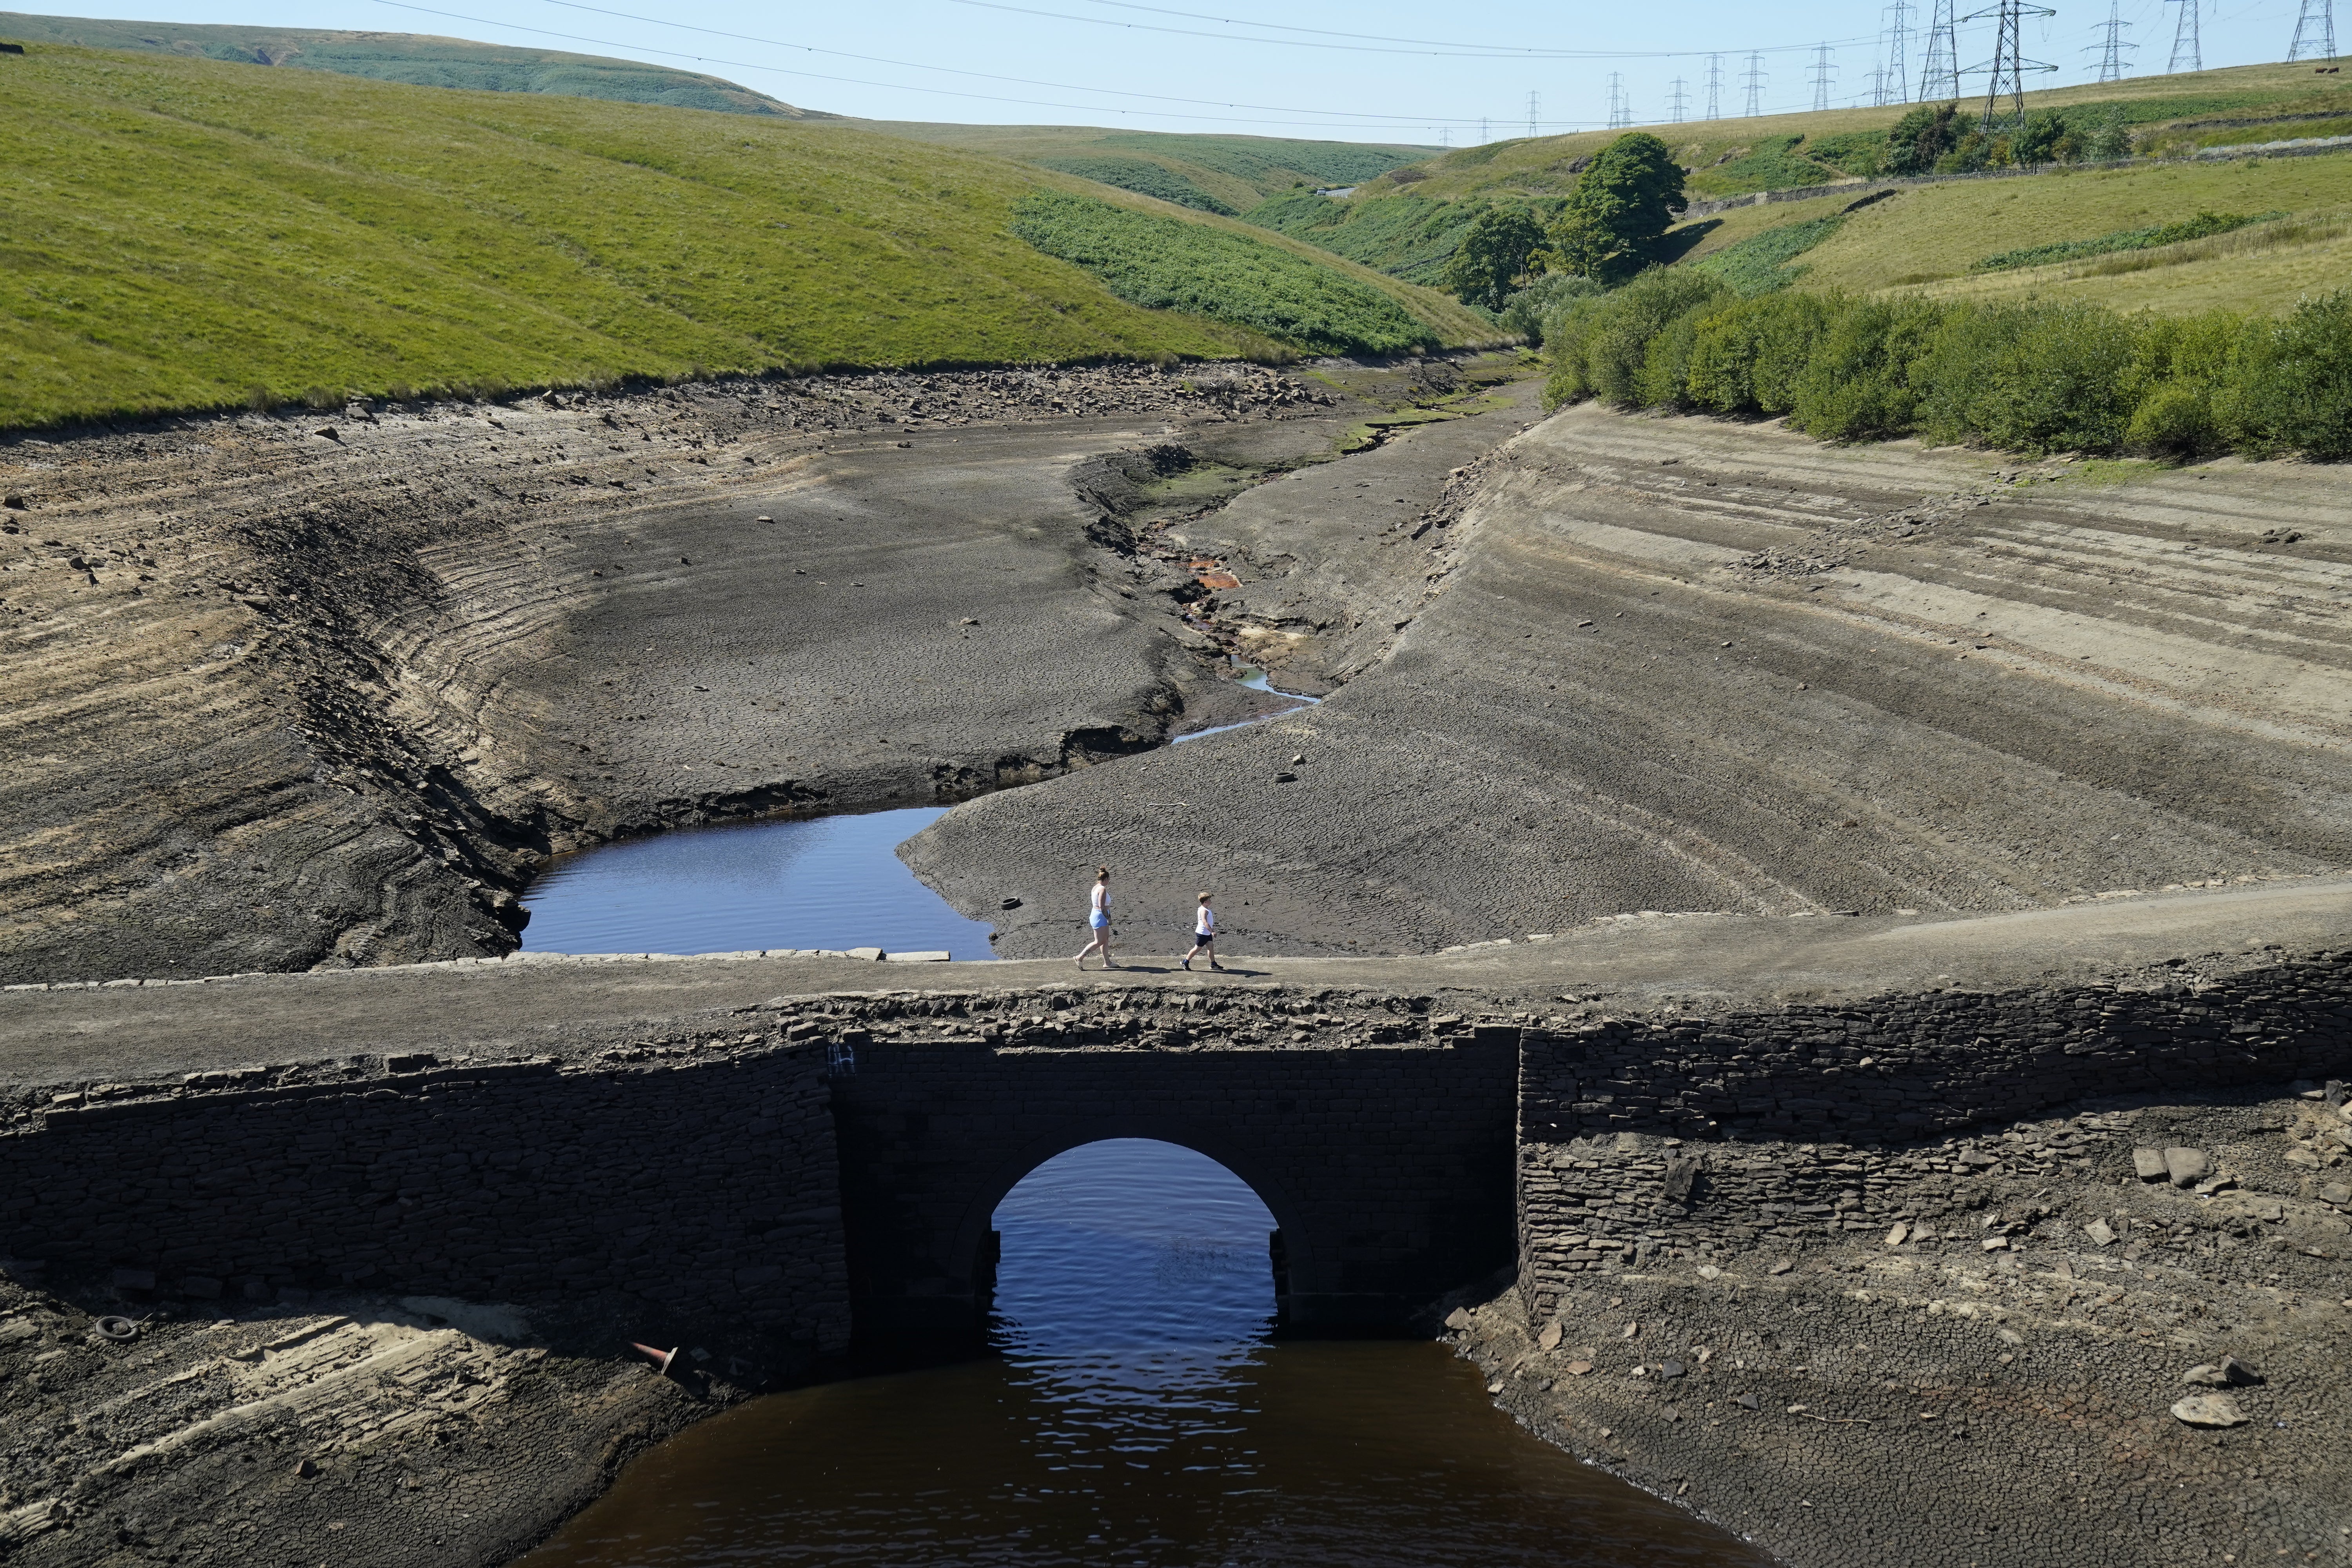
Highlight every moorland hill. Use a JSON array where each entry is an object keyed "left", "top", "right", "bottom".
[{"left": 0, "top": 39, "right": 1491, "bottom": 430}]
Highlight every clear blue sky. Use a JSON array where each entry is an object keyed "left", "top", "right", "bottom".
[{"left": 47, "top": 0, "right": 2325, "bottom": 140}]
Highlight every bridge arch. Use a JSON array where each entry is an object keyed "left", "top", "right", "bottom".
[{"left": 825, "top": 1035, "right": 1518, "bottom": 1350}]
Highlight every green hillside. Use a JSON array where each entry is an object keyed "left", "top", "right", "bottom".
[
  {"left": 858, "top": 123, "right": 1430, "bottom": 216},
  {"left": 0, "top": 40, "right": 1491, "bottom": 430},
  {"left": 1253, "top": 62, "right": 2352, "bottom": 289},
  {"left": 0, "top": 10, "right": 820, "bottom": 116}
]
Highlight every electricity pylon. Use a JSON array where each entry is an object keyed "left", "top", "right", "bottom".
[
  {"left": 1960, "top": 0, "right": 2058, "bottom": 132},
  {"left": 1742, "top": 51, "right": 1766, "bottom": 116},
  {"left": 2090, "top": 0, "right": 2136, "bottom": 80},
  {"left": 1885, "top": 0, "right": 1913, "bottom": 101},
  {"left": 1920, "top": 0, "right": 1961, "bottom": 98},
  {"left": 1607, "top": 72, "right": 1632, "bottom": 129},
  {"left": 2288, "top": 0, "right": 2337, "bottom": 61},
  {"left": 2166, "top": 0, "right": 2202, "bottom": 72},
  {"left": 1526, "top": 91, "right": 1539, "bottom": 138},
  {"left": 1810, "top": 44, "right": 1836, "bottom": 111},
  {"left": 1668, "top": 77, "right": 1690, "bottom": 122},
  {"left": 1705, "top": 53, "right": 1724, "bottom": 119}
]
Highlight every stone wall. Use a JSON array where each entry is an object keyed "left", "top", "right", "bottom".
[
  {"left": 0, "top": 1041, "right": 851, "bottom": 1351},
  {"left": 1514, "top": 949, "right": 2352, "bottom": 1319}
]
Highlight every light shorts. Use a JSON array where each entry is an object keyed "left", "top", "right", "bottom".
[{"left": 1090, "top": 911, "right": 1109, "bottom": 929}]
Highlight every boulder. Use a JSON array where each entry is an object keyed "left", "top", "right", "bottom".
[{"left": 2170, "top": 1393, "right": 2249, "bottom": 1428}]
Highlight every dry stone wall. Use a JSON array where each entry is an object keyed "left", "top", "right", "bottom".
[
  {"left": 1514, "top": 949, "right": 2352, "bottom": 1319},
  {"left": 0, "top": 1040, "right": 851, "bottom": 1351}
]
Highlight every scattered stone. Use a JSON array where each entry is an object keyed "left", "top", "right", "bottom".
[
  {"left": 1486, "top": 1379, "right": 1505, "bottom": 1395},
  {"left": 294, "top": 1457, "right": 319, "bottom": 1479},
  {"left": 2084, "top": 1219, "right": 2116, "bottom": 1247},
  {"left": 1537, "top": 1320, "right": 1563, "bottom": 1352},
  {"left": 1621, "top": 1321, "right": 1639, "bottom": 1339},
  {"left": 1735, "top": 1392, "right": 1759, "bottom": 1409},
  {"left": 2171, "top": 1393, "right": 2249, "bottom": 1428},
  {"left": 1768, "top": 1260, "right": 1794, "bottom": 1275},
  {"left": 1564, "top": 1360, "right": 1594, "bottom": 1376},
  {"left": 2287, "top": 1148, "right": 2323, "bottom": 1170},
  {"left": 1444, "top": 1307, "right": 1472, "bottom": 1332},
  {"left": 1884, "top": 1222, "right": 1910, "bottom": 1247},
  {"left": 1659, "top": 1360, "right": 1686, "bottom": 1378},
  {"left": 2164, "top": 1147, "right": 2210, "bottom": 1187},
  {"left": 1697, "top": 1264, "right": 1722, "bottom": 1279},
  {"left": 2182, "top": 1356, "right": 2260, "bottom": 1387},
  {"left": 2133, "top": 1149, "right": 2169, "bottom": 1181}
]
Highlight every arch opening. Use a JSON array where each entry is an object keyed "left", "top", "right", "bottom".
[{"left": 982, "top": 1139, "right": 1283, "bottom": 1388}]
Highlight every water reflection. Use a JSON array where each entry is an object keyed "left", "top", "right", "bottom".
[
  {"left": 521, "top": 1141, "right": 1775, "bottom": 1568},
  {"left": 518, "top": 804, "right": 996, "bottom": 959}
]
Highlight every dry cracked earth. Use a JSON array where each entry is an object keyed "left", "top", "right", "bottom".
[{"left": 3, "top": 352, "right": 2350, "bottom": 1568}]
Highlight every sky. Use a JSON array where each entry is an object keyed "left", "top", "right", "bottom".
[{"left": 40, "top": 0, "right": 2334, "bottom": 142}]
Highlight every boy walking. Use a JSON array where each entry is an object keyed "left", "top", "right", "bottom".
[{"left": 1181, "top": 892, "right": 1224, "bottom": 971}]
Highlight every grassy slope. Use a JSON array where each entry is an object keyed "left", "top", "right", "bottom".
[
  {"left": 1381, "top": 62, "right": 2352, "bottom": 205},
  {"left": 1675, "top": 154, "right": 2352, "bottom": 314},
  {"left": 0, "top": 44, "right": 1485, "bottom": 429},
  {"left": 855, "top": 123, "right": 1430, "bottom": 214},
  {"left": 0, "top": 10, "right": 818, "bottom": 116}
]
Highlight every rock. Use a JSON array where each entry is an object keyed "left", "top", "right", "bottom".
[
  {"left": 1697, "top": 1264, "right": 1722, "bottom": 1279},
  {"left": 1621, "top": 1321, "right": 1639, "bottom": 1339},
  {"left": 1884, "top": 1222, "right": 1911, "bottom": 1247},
  {"left": 1486, "top": 1379, "right": 1505, "bottom": 1394},
  {"left": 2170, "top": 1393, "right": 2249, "bottom": 1428},
  {"left": 1981, "top": 1236, "right": 2009, "bottom": 1251},
  {"left": 1768, "top": 1259, "right": 1794, "bottom": 1275},
  {"left": 1996, "top": 1327, "right": 2024, "bottom": 1346},
  {"left": 2182, "top": 1356, "right": 2259, "bottom": 1387},
  {"left": 1272, "top": 772, "right": 1298, "bottom": 783},
  {"left": 1659, "top": 1360, "right": 1686, "bottom": 1378},
  {"left": 294, "top": 1457, "right": 319, "bottom": 1479},
  {"left": 1785, "top": 1403, "right": 1809, "bottom": 1415},
  {"left": 2319, "top": 1183, "right": 2351, "bottom": 1207},
  {"left": 1537, "top": 1320, "right": 1563, "bottom": 1352},
  {"left": 1735, "top": 1392, "right": 1759, "bottom": 1409},
  {"left": 2132, "top": 1149, "right": 2169, "bottom": 1181},
  {"left": 2287, "top": 1148, "right": 2323, "bottom": 1170},
  {"left": 1564, "top": 1359, "right": 1594, "bottom": 1376},
  {"left": 846, "top": 947, "right": 884, "bottom": 961},
  {"left": 2084, "top": 1218, "right": 2116, "bottom": 1247},
  {"left": 1443, "top": 1307, "right": 1472, "bottom": 1332},
  {"left": 2164, "top": 1147, "right": 2210, "bottom": 1187}
]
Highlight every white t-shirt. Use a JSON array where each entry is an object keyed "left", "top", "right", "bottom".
[
  {"left": 1195, "top": 905, "right": 1216, "bottom": 936},
  {"left": 1091, "top": 883, "right": 1110, "bottom": 916}
]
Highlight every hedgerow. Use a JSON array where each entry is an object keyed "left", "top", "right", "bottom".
[
  {"left": 1971, "top": 210, "right": 2278, "bottom": 273},
  {"left": 1542, "top": 273, "right": 2352, "bottom": 461},
  {"left": 1012, "top": 192, "right": 1439, "bottom": 356}
]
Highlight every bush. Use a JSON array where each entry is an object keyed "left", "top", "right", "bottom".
[
  {"left": 1498, "top": 274, "right": 1603, "bottom": 344},
  {"left": 2221, "top": 289, "right": 2352, "bottom": 459},
  {"left": 1577, "top": 269, "right": 1731, "bottom": 407},
  {"left": 1791, "top": 296, "right": 1949, "bottom": 440}
]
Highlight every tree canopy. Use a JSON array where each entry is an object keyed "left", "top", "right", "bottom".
[
  {"left": 1543, "top": 132, "right": 1688, "bottom": 284},
  {"left": 1443, "top": 205, "right": 1548, "bottom": 311}
]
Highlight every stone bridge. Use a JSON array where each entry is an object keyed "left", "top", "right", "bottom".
[{"left": 829, "top": 1032, "right": 1518, "bottom": 1339}]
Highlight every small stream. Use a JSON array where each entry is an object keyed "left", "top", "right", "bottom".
[{"left": 520, "top": 1140, "right": 1774, "bottom": 1568}]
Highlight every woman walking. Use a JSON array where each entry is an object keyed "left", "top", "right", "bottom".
[
  {"left": 1181, "top": 891, "right": 1224, "bottom": 971},
  {"left": 1075, "top": 866, "right": 1117, "bottom": 969}
]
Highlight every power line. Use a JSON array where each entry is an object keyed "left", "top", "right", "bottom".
[
  {"left": 1668, "top": 76, "right": 1690, "bottom": 121},
  {"left": 1607, "top": 71, "right": 1633, "bottom": 128},
  {"left": 1885, "top": 0, "right": 1912, "bottom": 102},
  {"left": 2166, "top": 0, "right": 2202, "bottom": 72},
  {"left": 369, "top": 0, "right": 1587, "bottom": 130},
  {"left": 2091, "top": 0, "right": 2137, "bottom": 80},
  {"left": 2288, "top": 0, "right": 2337, "bottom": 61},
  {"left": 1742, "top": 51, "right": 1767, "bottom": 116},
  {"left": 951, "top": 0, "right": 1878, "bottom": 62},
  {"left": 1960, "top": 0, "right": 2057, "bottom": 132},
  {"left": 1810, "top": 43, "right": 1836, "bottom": 111},
  {"left": 1920, "top": 0, "right": 1960, "bottom": 98},
  {"left": 500, "top": 0, "right": 1517, "bottom": 128},
  {"left": 1704, "top": 53, "right": 1724, "bottom": 118}
]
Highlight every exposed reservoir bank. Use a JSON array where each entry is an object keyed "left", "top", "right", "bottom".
[{"left": 519, "top": 1140, "right": 1773, "bottom": 1568}]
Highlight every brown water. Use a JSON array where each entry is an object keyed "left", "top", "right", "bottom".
[{"left": 521, "top": 1141, "right": 1772, "bottom": 1568}]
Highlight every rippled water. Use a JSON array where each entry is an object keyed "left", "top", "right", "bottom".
[
  {"left": 522, "top": 1141, "right": 1773, "bottom": 1568},
  {"left": 517, "top": 805, "right": 996, "bottom": 959}
]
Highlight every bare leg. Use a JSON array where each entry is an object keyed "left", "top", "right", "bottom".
[{"left": 1076, "top": 927, "right": 1109, "bottom": 968}]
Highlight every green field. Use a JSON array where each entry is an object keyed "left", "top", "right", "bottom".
[
  {"left": 0, "top": 40, "right": 1489, "bottom": 430},
  {"left": 0, "top": 10, "right": 821, "bottom": 116},
  {"left": 858, "top": 123, "right": 1430, "bottom": 215},
  {"left": 1675, "top": 153, "right": 2352, "bottom": 315}
]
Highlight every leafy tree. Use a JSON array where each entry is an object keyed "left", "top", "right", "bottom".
[
  {"left": 1883, "top": 103, "right": 1961, "bottom": 176},
  {"left": 1443, "top": 205, "right": 1548, "bottom": 311},
  {"left": 1543, "top": 132, "right": 1688, "bottom": 284}
]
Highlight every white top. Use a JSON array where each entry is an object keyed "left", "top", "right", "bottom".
[
  {"left": 1091, "top": 883, "right": 1110, "bottom": 915},
  {"left": 1195, "top": 905, "right": 1216, "bottom": 936}
]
